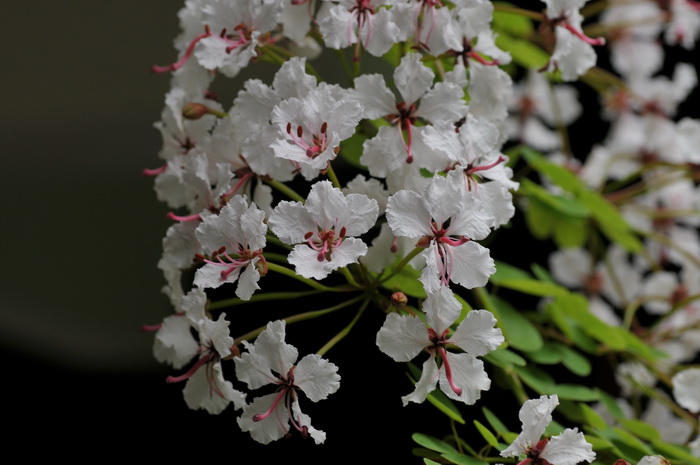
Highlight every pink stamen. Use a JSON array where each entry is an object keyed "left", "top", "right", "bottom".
[
  {"left": 166, "top": 353, "right": 213, "bottom": 384},
  {"left": 142, "top": 165, "right": 167, "bottom": 176},
  {"left": 390, "top": 236, "right": 399, "bottom": 253},
  {"left": 437, "top": 347, "right": 462, "bottom": 396},
  {"left": 468, "top": 155, "right": 506, "bottom": 174},
  {"left": 563, "top": 22, "right": 606, "bottom": 46},
  {"left": 222, "top": 172, "right": 253, "bottom": 198},
  {"left": 152, "top": 30, "right": 212, "bottom": 73},
  {"left": 167, "top": 212, "right": 202, "bottom": 222},
  {"left": 141, "top": 323, "right": 162, "bottom": 332},
  {"left": 467, "top": 51, "right": 499, "bottom": 66},
  {"left": 438, "top": 235, "right": 470, "bottom": 247},
  {"left": 253, "top": 389, "right": 287, "bottom": 422}
]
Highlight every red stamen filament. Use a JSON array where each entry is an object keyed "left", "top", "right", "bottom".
[
  {"left": 152, "top": 30, "right": 212, "bottom": 73},
  {"left": 167, "top": 212, "right": 203, "bottom": 222},
  {"left": 142, "top": 165, "right": 167, "bottom": 176},
  {"left": 166, "top": 352, "right": 213, "bottom": 383},
  {"left": 563, "top": 22, "right": 606, "bottom": 46},
  {"left": 437, "top": 347, "right": 462, "bottom": 396},
  {"left": 467, "top": 51, "right": 499, "bottom": 66}
]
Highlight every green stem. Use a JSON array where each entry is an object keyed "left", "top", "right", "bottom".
[
  {"left": 263, "top": 177, "right": 305, "bottom": 203},
  {"left": 208, "top": 289, "right": 324, "bottom": 310},
  {"left": 651, "top": 292, "right": 700, "bottom": 331},
  {"left": 336, "top": 49, "right": 354, "bottom": 86},
  {"left": 263, "top": 251, "right": 291, "bottom": 263},
  {"left": 233, "top": 294, "right": 366, "bottom": 345},
  {"left": 265, "top": 234, "right": 293, "bottom": 251},
  {"left": 265, "top": 43, "right": 322, "bottom": 81},
  {"left": 376, "top": 247, "right": 424, "bottom": 287},
  {"left": 267, "top": 262, "right": 352, "bottom": 292},
  {"left": 317, "top": 298, "right": 370, "bottom": 356},
  {"left": 325, "top": 162, "right": 342, "bottom": 189},
  {"left": 339, "top": 266, "right": 362, "bottom": 289}
]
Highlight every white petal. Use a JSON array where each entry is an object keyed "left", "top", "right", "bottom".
[
  {"left": 439, "top": 352, "right": 490, "bottom": 405},
  {"left": 351, "top": 73, "right": 396, "bottom": 120},
  {"left": 424, "top": 287, "right": 461, "bottom": 335},
  {"left": 501, "top": 394, "right": 559, "bottom": 457},
  {"left": 238, "top": 393, "right": 289, "bottom": 444},
  {"left": 268, "top": 200, "right": 316, "bottom": 244},
  {"left": 542, "top": 428, "right": 596, "bottom": 465},
  {"left": 295, "top": 354, "right": 341, "bottom": 402},
  {"left": 376, "top": 313, "right": 429, "bottom": 362},
  {"left": 673, "top": 368, "right": 700, "bottom": 413},
  {"left": 402, "top": 356, "right": 439, "bottom": 406},
  {"left": 451, "top": 310, "right": 504, "bottom": 357},
  {"left": 449, "top": 241, "right": 496, "bottom": 289},
  {"left": 394, "top": 53, "right": 434, "bottom": 105},
  {"left": 386, "top": 190, "right": 432, "bottom": 238}
]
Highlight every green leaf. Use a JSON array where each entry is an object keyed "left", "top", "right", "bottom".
[
  {"left": 612, "top": 427, "right": 654, "bottom": 456},
  {"left": 381, "top": 264, "right": 426, "bottom": 298},
  {"left": 494, "top": 33, "right": 549, "bottom": 69},
  {"left": 485, "top": 348, "right": 527, "bottom": 368},
  {"left": 339, "top": 132, "right": 367, "bottom": 170},
  {"left": 492, "top": 260, "right": 532, "bottom": 281},
  {"left": 441, "top": 453, "right": 488, "bottom": 465},
  {"left": 651, "top": 439, "right": 700, "bottom": 465},
  {"left": 620, "top": 419, "right": 661, "bottom": 441},
  {"left": 513, "top": 365, "right": 555, "bottom": 393},
  {"left": 553, "top": 216, "right": 589, "bottom": 248},
  {"left": 531, "top": 263, "right": 556, "bottom": 283},
  {"left": 580, "top": 404, "right": 607, "bottom": 430},
  {"left": 578, "top": 190, "right": 643, "bottom": 253},
  {"left": 474, "top": 420, "right": 500, "bottom": 448},
  {"left": 482, "top": 407, "right": 511, "bottom": 436},
  {"left": 423, "top": 460, "right": 441, "bottom": 465},
  {"left": 412, "top": 433, "right": 458, "bottom": 454},
  {"left": 524, "top": 198, "right": 555, "bottom": 239},
  {"left": 492, "top": 2, "right": 534, "bottom": 36},
  {"left": 492, "top": 278, "right": 568, "bottom": 297},
  {"left": 526, "top": 341, "right": 564, "bottom": 365},
  {"left": 551, "top": 384, "right": 600, "bottom": 401},
  {"left": 554, "top": 293, "right": 627, "bottom": 350},
  {"left": 520, "top": 179, "right": 590, "bottom": 218},
  {"left": 520, "top": 147, "right": 585, "bottom": 192},
  {"left": 558, "top": 344, "right": 592, "bottom": 376},
  {"left": 490, "top": 295, "right": 544, "bottom": 352},
  {"left": 597, "top": 390, "right": 626, "bottom": 421}
]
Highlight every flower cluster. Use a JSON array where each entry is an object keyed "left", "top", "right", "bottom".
[{"left": 142, "top": 0, "right": 700, "bottom": 462}]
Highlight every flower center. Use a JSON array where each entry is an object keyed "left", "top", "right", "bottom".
[
  {"left": 287, "top": 122, "right": 330, "bottom": 159},
  {"left": 305, "top": 225, "right": 347, "bottom": 262}
]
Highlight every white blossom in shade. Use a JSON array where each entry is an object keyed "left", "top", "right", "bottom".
[
  {"left": 193, "top": 195, "right": 267, "bottom": 300},
  {"left": 234, "top": 320, "right": 340, "bottom": 444},
  {"left": 152, "top": 313, "right": 199, "bottom": 370},
  {"left": 279, "top": 0, "right": 313, "bottom": 45},
  {"left": 501, "top": 394, "right": 596, "bottom": 465},
  {"left": 376, "top": 287, "right": 503, "bottom": 405},
  {"left": 691, "top": 435, "right": 700, "bottom": 458},
  {"left": 268, "top": 180, "right": 378, "bottom": 280},
  {"left": 672, "top": 368, "right": 700, "bottom": 413},
  {"left": 270, "top": 84, "right": 363, "bottom": 178},
  {"left": 350, "top": 53, "right": 468, "bottom": 177},
  {"left": 466, "top": 61, "right": 514, "bottom": 122},
  {"left": 317, "top": 0, "right": 400, "bottom": 59},
  {"left": 167, "top": 311, "right": 247, "bottom": 415},
  {"left": 342, "top": 174, "right": 390, "bottom": 213},
  {"left": 615, "top": 361, "right": 656, "bottom": 397},
  {"left": 386, "top": 173, "right": 495, "bottom": 292},
  {"left": 664, "top": 0, "right": 700, "bottom": 50}
]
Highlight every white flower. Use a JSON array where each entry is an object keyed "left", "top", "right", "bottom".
[
  {"left": 350, "top": 53, "right": 468, "bottom": 177},
  {"left": 271, "top": 84, "right": 363, "bottom": 178},
  {"left": 193, "top": 195, "right": 267, "bottom": 300},
  {"left": 376, "top": 287, "right": 503, "bottom": 405},
  {"left": 235, "top": 320, "right": 340, "bottom": 444},
  {"left": 672, "top": 368, "right": 700, "bottom": 413},
  {"left": 386, "top": 172, "right": 495, "bottom": 292},
  {"left": 501, "top": 394, "right": 596, "bottom": 465},
  {"left": 268, "top": 180, "right": 378, "bottom": 279}
]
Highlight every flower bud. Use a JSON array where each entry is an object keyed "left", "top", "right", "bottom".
[
  {"left": 182, "top": 102, "right": 226, "bottom": 120},
  {"left": 391, "top": 292, "right": 408, "bottom": 307}
]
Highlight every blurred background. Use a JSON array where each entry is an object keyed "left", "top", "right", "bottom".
[{"left": 2, "top": 1, "right": 698, "bottom": 459}]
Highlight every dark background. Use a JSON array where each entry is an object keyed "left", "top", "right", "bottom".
[{"left": 2, "top": 1, "right": 698, "bottom": 461}]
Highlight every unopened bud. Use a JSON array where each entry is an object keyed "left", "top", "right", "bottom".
[
  {"left": 613, "top": 460, "right": 631, "bottom": 465},
  {"left": 182, "top": 102, "right": 226, "bottom": 120},
  {"left": 391, "top": 292, "right": 408, "bottom": 307}
]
